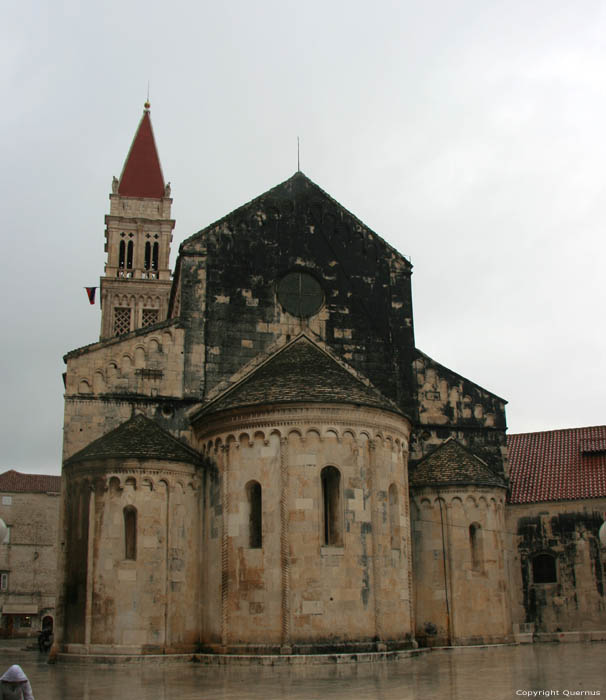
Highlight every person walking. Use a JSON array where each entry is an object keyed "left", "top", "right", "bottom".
[{"left": 0, "top": 665, "right": 34, "bottom": 700}]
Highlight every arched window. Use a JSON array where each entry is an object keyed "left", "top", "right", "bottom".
[
  {"left": 388, "top": 483, "right": 400, "bottom": 550},
  {"left": 144, "top": 241, "right": 151, "bottom": 270},
  {"left": 469, "top": 522, "right": 483, "bottom": 572},
  {"left": 245, "top": 481, "right": 262, "bottom": 549},
  {"left": 532, "top": 553, "right": 557, "bottom": 583},
  {"left": 152, "top": 242, "right": 159, "bottom": 271},
  {"left": 123, "top": 506, "right": 137, "bottom": 560},
  {"left": 118, "top": 240, "right": 126, "bottom": 269},
  {"left": 126, "top": 241, "right": 133, "bottom": 270},
  {"left": 321, "top": 466, "right": 342, "bottom": 547}
]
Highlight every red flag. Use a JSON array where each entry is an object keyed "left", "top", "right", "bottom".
[{"left": 85, "top": 287, "right": 97, "bottom": 305}]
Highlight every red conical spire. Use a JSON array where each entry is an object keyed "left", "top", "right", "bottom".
[{"left": 118, "top": 102, "right": 166, "bottom": 199}]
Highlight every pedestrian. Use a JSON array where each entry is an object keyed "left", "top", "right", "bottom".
[{"left": 0, "top": 665, "right": 34, "bottom": 700}]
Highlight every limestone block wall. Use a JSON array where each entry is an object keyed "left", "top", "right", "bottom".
[
  {"left": 63, "top": 325, "right": 187, "bottom": 461},
  {"left": 0, "top": 491, "right": 60, "bottom": 634},
  {"left": 508, "top": 499, "right": 606, "bottom": 633},
  {"left": 109, "top": 194, "right": 173, "bottom": 220},
  {"left": 195, "top": 403, "right": 413, "bottom": 652},
  {"left": 60, "top": 459, "right": 200, "bottom": 654},
  {"left": 411, "top": 352, "right": 508, "bottom": 476},
  {"left": 411, "top": 486, "right": 510, "bottom": 646}
]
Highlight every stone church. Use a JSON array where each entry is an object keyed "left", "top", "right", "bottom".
[{"left": 56, "top": 103, "right": 605, "bottom": 658}]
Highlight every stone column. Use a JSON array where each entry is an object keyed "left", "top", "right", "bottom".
[
  {"left": 279, "top": 436, "right": 291, "bottom": 653},
  {"left": 84, "top": 483, "right": 95, "bottom": 648},
  {"left": 220, "top": 444, "right": 230, "bottom": 651},
  {"left": 162, "top": 479, "right": 171, "bottom": 652},
  {"left": 368, "top": 439, "right": 385, "bottom": 650}
]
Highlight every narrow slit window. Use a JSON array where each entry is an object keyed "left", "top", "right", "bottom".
[
  {"left": 389, "top": 483, "right": 400, "bottom": 550},
  {"left": 144, "top": 242, "right": 151, "bottom": 270},
  {"left": 124, "top": 506, "right": 137, "bottom": 560},
  {"left": 126, "top": 241, "right": 133, "bottom": 270},
  {"left": 321, "top": 466, "right": 342, "bottom": 547},
  {"left": 470, "top": 522, "right": 483, "bottom": 572},
  {"left": 152, "top": 242, "right": 159, "bottom": 271},
  {"left": 246, "top": 481, "right": 262, "bottom": 549}
]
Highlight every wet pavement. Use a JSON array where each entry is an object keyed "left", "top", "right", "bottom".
[{"left": 0, "top": 642, "right": 603, "bottom": 699}]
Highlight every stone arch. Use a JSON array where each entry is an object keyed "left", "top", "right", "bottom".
[
  {"left": 148, "top": 338, "right": 160, "bottom": 353},
  {"left": 107, "top": 362, "right": 118, "bottom": 381},
  {"left": 305, "top": 428, "right": 321, "bottom": 441},
  {"left": 120, "top": 354, "right": 132, "bottom": 372},
  {"left": 134, "top": 346, "right": 146, "bottom": 368},
  {"left": 325, "top": 429, "right": 339, "bottom": 440},
  {"left": 92, "top": 371, "right": 105, "bottom": 394},
  {"left": 109, "top": 476, "right": 121, "bottom": 496},
  {"left": 78, "top": 379, "right": 91, "bottom": 394}
]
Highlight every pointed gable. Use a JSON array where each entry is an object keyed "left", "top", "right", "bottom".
[
  {"left": 118, "top": 105, "right": 165, "bottom": 199},
  {"left": 65, "top": 414, "right": 200, "bottom": 466},
  {"left": 198, "top": 336, "right": 402, "bottom": 417},
  {"left": 410, "top": 439, "right": 505, "bottom": 489},
  {"left": 180, "top": 171, "right": 410, "bottom": 269}
]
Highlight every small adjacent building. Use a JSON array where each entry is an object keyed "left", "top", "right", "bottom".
[
  {"left": 0, "top": 470, "right": 61, "bottom": 637},
  {"left": 507, "top": 426, "right": 606, "bottom": 637}
]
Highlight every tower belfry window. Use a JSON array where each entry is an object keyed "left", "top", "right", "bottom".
[
  {"left": 119, "top": 240, "right": 126, "bottom": 269},
  {"left": 152, "top": 242, "right": 159, "bottom": 271},
  {"left": 126, "top": 241, "right": 133, "bottom": 270},
  {"left": 144, "top": 242, "right": 151, "bottom": 270}
]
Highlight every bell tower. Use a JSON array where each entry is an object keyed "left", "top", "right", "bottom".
[{"left": 100, "top": 101, "right": 175, "bottom": 339}]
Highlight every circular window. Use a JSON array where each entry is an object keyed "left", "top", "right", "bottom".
[{"left": 277, "top": 271, "right": 324, "bottom": 318}]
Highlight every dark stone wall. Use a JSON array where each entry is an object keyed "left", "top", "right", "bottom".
[
  {"left": 514, "top": 509, "right": 606, "bottom": 632},
  {"left": 410, "top": 351, "right": 508, "bottom": 476},
  {"left": 177, "top": 173, "right": 417, "bottom": 417}
]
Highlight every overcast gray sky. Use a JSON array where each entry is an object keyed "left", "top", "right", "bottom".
[{"left": 2, "top": 0, "right": 605, "bottom": 474}]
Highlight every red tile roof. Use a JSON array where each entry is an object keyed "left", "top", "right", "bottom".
[
  {"left": 0, "top": 470, "right": 61, "bottom": 494},
  {"left": 118, "top": 106, "right": 165, "bottom": 199},
  {"left": 508, "top": 426, "right": 606, "bottom": 504}
]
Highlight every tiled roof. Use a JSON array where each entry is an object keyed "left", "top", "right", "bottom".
[
  {"left": 508, "top": 425, "right": 606, "bottom": 504},
  {"left": 118, "top": 106, "right": 165, "bottom": 198},
  {"left": 410, "top": 439, "right": 505, "bottom": 489},
  {"left": 201, "top": 336, "right": 402, "bottom": 417},
  {"left": 0, "top": 470, "right": 60, "bottom": 494},
  {"left": 65, "top": 414, "right": 200, "bottom": 466}
]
